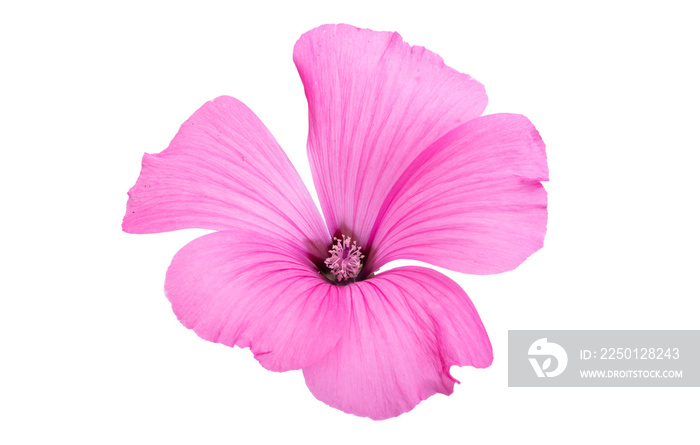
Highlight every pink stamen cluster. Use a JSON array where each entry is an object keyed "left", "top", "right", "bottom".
[{"left": 324, "top": 235, "right": 365, "bottom": 282}]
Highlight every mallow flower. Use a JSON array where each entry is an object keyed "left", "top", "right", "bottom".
[{"left": 123, "top": 24, "right": 548, "bottom": 420}]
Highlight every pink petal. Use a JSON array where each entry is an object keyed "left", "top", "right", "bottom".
[
  {"left": 123, "top": 96, "right": 330, "bottom": 258},
  {"left": 303, "top": 267, "right": 492, "bottom": 420},
  {"left": 165, "top": 230, "right": 348, "bottom": 372},
  {"left": 294, "top": 24, "right": 487, "bottom": 249},
  {"left": 365, "top": 113, "right": 548, "bottom": 275}
]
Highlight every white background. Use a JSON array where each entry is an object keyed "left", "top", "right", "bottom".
[{"left": 2, "top": 1, "right": 698, "bottom": 443}]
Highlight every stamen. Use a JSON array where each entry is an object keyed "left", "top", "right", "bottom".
[{"left": 324, "top": 235, "right": 365, "bottom": 282}]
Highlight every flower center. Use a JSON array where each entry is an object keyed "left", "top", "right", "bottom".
[{"left": 324, "top": 235, "right": 365, "bottom": 282}]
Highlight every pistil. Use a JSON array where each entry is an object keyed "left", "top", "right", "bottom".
[{"left": 324, "top": 235, "right": 365, "bottom": 282}]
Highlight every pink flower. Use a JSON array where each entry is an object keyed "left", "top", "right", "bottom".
[{"left": 123, "top": 24, "right": 548, "bottom": 420}]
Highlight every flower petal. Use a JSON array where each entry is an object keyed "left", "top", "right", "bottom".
[
  {"left": 165, "top": 230, "right": 348, "bottom": 372},
  {"left": 303, "top": 266, "right": 492, "bottom": 420},
  {"left": 123, "top": 96, "right": 330, "bottom": 258},
  {"left": 365, "top": 113, "right": 548, "bottom": 275},
  {"left": 294, "top": 24, "right": 487, "bottom": 249}
]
